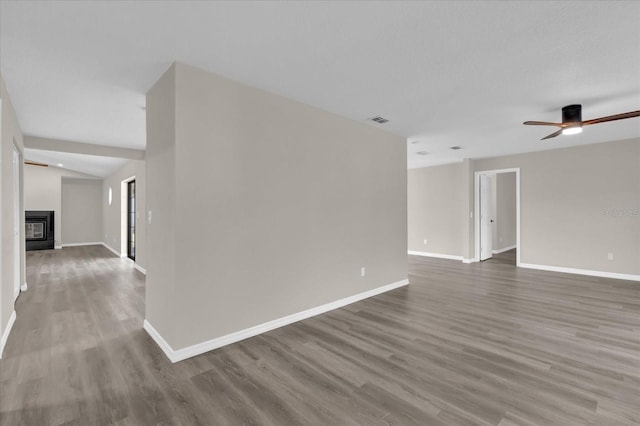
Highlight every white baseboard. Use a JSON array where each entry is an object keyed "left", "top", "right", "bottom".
[
  {"left": 21, "top": 282, "right": 27, "bottom": 291},
  {"left": 101, "top": 242, "right": 122, "bottom": 257},
  {"left": 54, "top": 245, "right": 62, "bottom": 250},
  {"left": 0, "top": 310, "right": 17, "bottom": 359},
  {"left": 492, "top": 245, "right": 517, "bottom": 254},
  {"left": 101, "top": 243, "right": 142, "bottom": 271},
  {"left": 408, "top": 250, "right": 463, "bottom": 261},
  {"left": 462, "top": 258, "right": 478, "bottom": 264},
  {"left": 519, "top": 263, "right": 640, "bottom": 282},
  {"left": 143, "top": 320, "right": 175, "bottom": 361},
  {"left": 61, "top": 242, "right": 102, "bottom": 248},
  {"left": 144, "top": 278, "right": 410, "bottom": 363}
]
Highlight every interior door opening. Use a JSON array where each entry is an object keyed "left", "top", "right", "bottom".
[
  {"left": 127, "top": 180, "right": 136, "bottom": 261},
  {"left": 474, "top": 168, "right": 521, "bottom": 266}
]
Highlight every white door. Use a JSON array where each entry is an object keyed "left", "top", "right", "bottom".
[
  {"left": 480, "top": 174, "right": 493, "bottom": 261},
  {"left": 13, "top": 147, "right": 21, "bottom": 300}
]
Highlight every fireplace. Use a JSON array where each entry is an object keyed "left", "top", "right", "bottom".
[{"left": 26, "top": 210, "right": 54, "bottom": 251}]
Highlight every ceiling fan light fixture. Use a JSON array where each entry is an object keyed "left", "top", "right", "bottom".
[
  {"left": 524, "top": 104, "right": 640, "bottom": 141},
  {"left": 561, "top": 126, "right": 582, "bottom": 136}
]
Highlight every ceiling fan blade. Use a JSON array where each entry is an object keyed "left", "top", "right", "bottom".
[
  {"left": 523, "top": 120, "right": 564, "bottom": 127},
  {"left": 582, "top": 110, "right": 640, "bottom": 126},
  {"left": 541, "top": 129, "right": 563, "bottom": 140},
  {"left": 24, "top": 161, "right": 48, "bottom": 167}
]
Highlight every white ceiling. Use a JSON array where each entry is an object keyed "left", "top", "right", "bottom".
[
  {"left": 23, "top": 149, "right": 128, "bottom": 178},
  {"left": 1, "top": 1, "right": 639, "bottom": 171}
]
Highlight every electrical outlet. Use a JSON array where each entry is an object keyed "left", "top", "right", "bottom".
[
  {"left": 608, "top": 253, "right": 614, "bottom": 261},
  {"left": 361, "top": 267, "right": 366, "bottom": 277},
  {"left": 423, "top": 239, "right": 428, "bottom": 245}
]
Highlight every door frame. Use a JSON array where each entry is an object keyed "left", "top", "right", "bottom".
[
  {"left": 12, "top": 145, "right": 21, "bottom": 301},
  {"left": 120, "top": 175, "right": 136, "bottom": 258},
  {"left": 126, "top": 179, "right": 136, "bottom": 261},
  {"left": 474, "top": 167, "right": 520, "bottom": 266}
]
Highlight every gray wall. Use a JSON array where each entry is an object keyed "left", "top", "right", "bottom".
[
  {"left": 101, "top": 159, "right": 146, "bottom": 267},
  {"left": 408, "top": 162, "right": 467, "bottom": 256},
  {"left": 492, "top": 172, "right": 516, "bottom": 251},
  {"left": 61, "top": 178, "right": 103, "bottom": 245},
  {"left": 409, "top": 138, "right": 640, "bottom": 276},
  {"left": 146, "top": 62, "right": 408, "bottom": 350},
  {"left": 0, "top": 73, "right": 24, "bottom": 344},
  {"left": 474, "top": 138, "right": 639, "bottom": 275},
  {"left": 23, "top": 164, "right": 97, "bottom": 247},
  {"left": 145, "top": 65, "right": 176, "bottom": 341}
]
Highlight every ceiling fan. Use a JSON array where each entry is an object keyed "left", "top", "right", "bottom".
[{"left": 523, "top": 104, "right": 640, "bottom": 140}]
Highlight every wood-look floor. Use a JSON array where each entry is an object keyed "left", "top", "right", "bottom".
[{"left": 1, "top": 246, "right": 639, "bottom": 425}]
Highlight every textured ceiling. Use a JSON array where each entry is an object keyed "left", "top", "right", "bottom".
[{"left": 1, "top": 1, "right": 639, "bottom": 172}]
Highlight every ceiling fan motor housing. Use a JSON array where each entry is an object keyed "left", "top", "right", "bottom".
[{"left": 562, "top": 104, "right": 582, "bottom": 123}]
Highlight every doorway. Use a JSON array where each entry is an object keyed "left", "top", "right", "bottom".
[
  {"left": 479, "top": 174, "right": 494, "bottom": 261},
  {"left": 127, "top": 180, "right": 136, "bottom": 261},
  {"left": 474, "top": 168, "right": 520, "bottom": 266}
]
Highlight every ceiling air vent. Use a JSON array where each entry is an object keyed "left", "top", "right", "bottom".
[
  {"left": 450, "top": 146, "right": 462, "bottom": 150},
  {"left": 370, "top": 116, "right": 389, "bottom": 124},
  {"left": 416, "top": 151, "right": 429, "bottom": 156}
]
